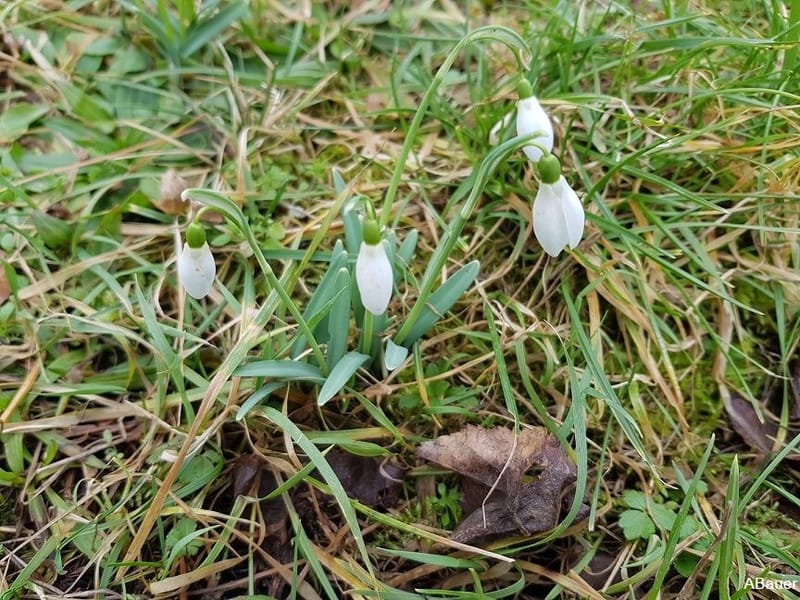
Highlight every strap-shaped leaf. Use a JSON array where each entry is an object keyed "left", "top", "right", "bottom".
[
  {"left": 234, "top": 360, "right": 323, "bottom": 383},
  {"left": 384, "top": 338, "right": 409, "bottom": 372},
  {"left": 394, "top": 133, "right": 539, "bottom": 347},
  {"left": 181, "top": 188, "right": 247, "bottom": 232},
  {"left": 305, "top": 432, "right": 388, "bottom": 457},
  {"left": 332, "top": 167, "right": 346, "bottom": 195},
  {"left": 291, "top": 240, "right": 347, "bottom": 357},
  {"left": 235, "top": 382, "right": 285, "bottom": 421},
  {"left": 258, "top": 406, "right": 375, "bottom": 578},
  {"left": 396, "top": 229, "right": 418, "bottom": 268},
  {"left": 326, "top": 268, "right": 351, "bottom": 370},
  {"left": 342, "top": 198, "right": 363, "bottom": 255},
  {"left": 180, "top": 2, "right": 249, "bottom": 59},
  {"left": 401, "top": 260, "right": 480, "bottom": 347},
  {"left": 318, "top": 351, "right": 369, "bottom": 406}
]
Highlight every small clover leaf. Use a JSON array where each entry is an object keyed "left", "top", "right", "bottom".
[
  {"left": 619, "top": 508, "right": 655, "bottom": 541},
  {"left": 165, "top": 517, "right": 204, "bottom": 559}
]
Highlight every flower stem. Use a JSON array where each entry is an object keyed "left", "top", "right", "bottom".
[
  {"left": 244, "top": 228, "right": 329, "bottom": 374},
  {"left": 379, "top": 25, "right": 530, "bottom": 229},
  {"left": 180, "top": 188, "right": 330, "bottom": 375},
  {"left": 394, "top": 133, "right": 543, "bottom": 346},
  {"left": 360, "top": 310, "right": 374, "bottom": 357}
]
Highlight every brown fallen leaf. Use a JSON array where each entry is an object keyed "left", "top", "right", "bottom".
[
  {"left": 417, "top": 425, "right": 586, "bottom": 544},
  {"left": 725, "top": 389, "right": 800, "bottom": 461},
  {"left": 725, "top": 392, "right": 778, "bottom": 454},
  {"left": 789, "top": 359, "right": 800, "bottom": 421},
  {"left": 575, "top": 550, "right": 623, "bottom": 589},
  {"left": 231, "top": 453, "right": 261, "bottom": 498},
  {"left": 326, "top": 449, "right": 405, "bottom": 509},
  {"left": 228, "top": 453, "right": 288, "bottom": 533},
  {"left": 226, "top": 457, "right": 291, "bottom": 599}
]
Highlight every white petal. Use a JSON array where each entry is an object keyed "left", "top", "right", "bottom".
[
  {"left": 355, "top": 241, "right": 393, "bottom": 315},
  {"left": 533, "top": 176, "right": 584, "bottom": 257},
  {"left": 515, "top": 96, "right": 554, "bottom": 163},
  {"left": 555, "top": 177, "right": 585, "bottom": 250},
  {"left": 177, "top": 242, "right": 216, "bottom": 299}
]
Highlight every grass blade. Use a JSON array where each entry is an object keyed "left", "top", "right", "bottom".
[
  {"left": 259, "top": 406, "right": 376, "bottom": 580},
  {"left": 564, "top": 282, "right": 653, "bottom": 470},
  {"left": 180, "top": 2, "right": 249, "bottom": 58}
]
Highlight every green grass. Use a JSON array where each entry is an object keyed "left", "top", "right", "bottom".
[{"left": 1, "top": 0, "right": 800, "bottom": 598}]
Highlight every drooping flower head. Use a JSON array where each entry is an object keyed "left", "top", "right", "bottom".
[
  {"left": 532, "top": 154, "right": 585, "bottom": 257},
  {"left": 516, "top": 79, "right": 554, "bottom": 163},
  {"left": 177, "top": 221, "right": 216, "bottom": 299},
  {"left": 355, "top": 218, "right": 393, "bottom": 316}
]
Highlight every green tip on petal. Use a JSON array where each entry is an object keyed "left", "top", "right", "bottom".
[
  {"left": 362, "top": 218, "right": 381, "bottom": 245},
  {"left": 516, "top": 79, "right": 534, "bottom": 100},
  {"left": 186, "top": 221, "right": 207, "bottom": 248},
  {"left": 537, "top": 154, "right": 561, "bottom": 184}
]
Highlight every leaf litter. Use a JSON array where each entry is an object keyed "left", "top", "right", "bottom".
[
  {"left": 326, "top": 448, "right": 406, "bottom": 509},
  {"left": 417, "top": 425, "right": 588, "bottom": 544},
  {"left": 725, "top": 392, "right": 779, "bottom": 454},
  {"left": 725, "top": 358, "right": 800, "bottom": 458}
]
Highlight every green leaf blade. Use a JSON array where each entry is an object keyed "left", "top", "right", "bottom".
[
  {"left": 401, "top": 260, "right": 480, "bottom": 347},
  {"left": 258, "top": 406, "right": 375, "bottom": 578},
  {"left": 318, "top": 351, "right": 369, "bottom": 406},
  {"left": 0, "top": 104, "right": 49, "bottom": 142},
  {"left": 326, "top": 268, "right": 352, "bottom": 370},
  {"left": 234, "top": 360, "right": 323, "bottom": 383},
  {"left": 180, "top": 2, "right": 249, "bottom": 58}
]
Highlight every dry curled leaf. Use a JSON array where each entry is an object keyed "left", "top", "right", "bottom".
[
  {"left": 418, "top": 425, "right": 586, "bottom": 544},
  {"left": 789, "top": 359, "right": 800, "bottom": 421},
  {"left": 229, "top": 453, "right": 288, "bottom": 529},
  {"left": 155, "top": 169, "right": 189, "bottom": 216},
  {"left": 231, "top": 453, "right": 261, "bottom": 498}
]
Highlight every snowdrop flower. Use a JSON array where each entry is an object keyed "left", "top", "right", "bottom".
[
  {"left": 533, "top": 154, "right": 584, "bottom": 257},
  {"left": 177, "top": 222, "right": 216, "bottom": 299},
  {"left": 516, "top": 80, "right": 553, "bottom": 163},
  {"left": 355, "top": 219, "right": 393, "bottom": 316}
]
